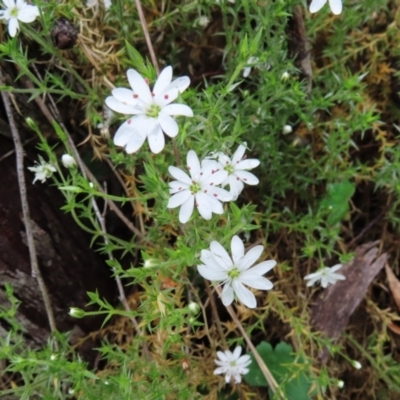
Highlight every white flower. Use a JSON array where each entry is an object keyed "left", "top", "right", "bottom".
[
  {"left": 194, "top": 15, "right": 209, "bottom": 27},
  {"left": 206, "top": 144, "right": 260, "bottom": 200},
  {"left": 61, "top": 154, "right": 76, "bottom": 168},
  {"left": 309, "top": 0, "right": 342, "bottom": 15},
  {"left": 337, "top": 380, "right": 345, "bottom": 388},
  {"left": 105, "top": 66, "right": 193, "bottom": 154},
  {"left": 242, "top": 56, "right": 259, "bottom": 78},
  {"left": 214, "top": 346, "right": 251, "bottom": 384},
  {"left": 304, "top": 264, "right": 345, "bottom": 288},
  {"left": 28, "top": 157, "right": 56, "bottom": 184},
  {"left": 0, "top": 0, "right": 39, "bottom": 37},
  {"left": 167, "top": 150, "right": 231, "bottom": 223},
  {"left": 198, "top": 236, "right": 276, "bottom": 308},
  {"left": 281, "top": 71, "right": 290, "bottom": 81}
]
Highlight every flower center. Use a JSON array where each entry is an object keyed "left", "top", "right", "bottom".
[
  {"left": 224, "top": 164, "right": 234, "bottom": 175},
  {"left": 146, "top": 103, "right": 161, "bottom": 118},
  {"left": 228, "top": 266, "right": 240, "bottom": 280},
  {"left": 10, "top": 7, "right": 19, "bottom": 17},
  {"left": 229, "top": 360, "right": 237, "bottom": 367},
  {"left": 190, "top": 181, "right": 201, "bottom": 194}
]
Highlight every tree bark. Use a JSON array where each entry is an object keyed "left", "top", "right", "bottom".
[{"left": 0, "top": 135, "right": 117, "bottom": 348}]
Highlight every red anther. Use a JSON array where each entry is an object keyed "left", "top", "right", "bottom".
[
  {"left": 204, "top": 190, "right": 208, "bottom": 193},
  {"left": 213, "top": 194, "right": 218, "bottom": 197},
  {"left": 133, "top": 94, "right": 138, "bottom": 98},
  {"left": 145, "top": 78, "right": 150, "bottom": 84},
  {"left": 210, "top": 183, "right": 214, "bottom": 186},
  {"left": 151, "top": 92, "right": 155, "bottom": 97},
  {"left": 127, "top": 119, "right": 131, "bottom": 124},
  {"left": 164, "top": 94, "right": 169, "bottom": 99}
]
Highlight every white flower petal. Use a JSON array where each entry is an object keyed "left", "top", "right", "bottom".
[
  {"left": 17, "top": 5, "right": 39, "bottom": 23},
  {"left": 232, "top": 346, "right": 242, "bottom": 359},
  {"left": 231, "top": 235, "right": 245, "bottom": 263},
  {"left": 163, "top": 103, "right": 193, "bottom": 117},
  {"left": 127, "top": 69, "right": 152, "bottom": 103},
  {"left": 221, "top": 284, "right": 234, "bottom": 306},
  {"left": 147, "top": 124, "right": 165, "bottom": 154},
  {"left": 238, "top": 245, "right": 263, "bottom": 271},
  {"left": 210, "top": 240, "right": 233, "bottom": 270},
  {"left": 167, "top": 189, "right": 191, "bottom": 209},
  {"left": 309, "top": 0, "right": 327, "bottom": 13},
  {"left": 125, "top": 132, "right": 147, "bottom": 153},
  {"left": 227, "top": 175, "right": 244, "bottom": 199},
  {"left": 105, "top": 96, "right": 136, "bottom": 114},
  {"left": 235, "top": 159, "right": 260, "bottom": 170},
  {"left": 232, "top": 280, "right": 257, "bottom": 308},
  {"left": 113, "top": 120, "right": 135, "bottom": 146},
  {"left": 111, "top": 88, "right": 138, "bottom": 106},
  {"left": 234, "top": 170, "right": 259, "bottom": 186},
  {"left": 329, "top": 0, "right": 342, "bottom": 14},
  {"left": 330, "top": 264, "right": 343, "bottom": 272},
  {"left": 179, "top": 195, "right": 195, "bottom": 223},
  {"left": 169, "top": 180, "right": 189, "bottom": 194},
  {"left": 197, "top": 264, "right": 228, "bottom": 281},
  {"left": 167, "top": 76, "right": 191, "bottom": 93},
  {"left": 158, "top": 113, "right": 178, "bottom": 137},
  {"left": 168, "top": 166, "right": 192, "bottom": 185},
  {"left": 204, "top": 194, "right": 224, "bottom": 214},
  {"left": 244, "top": 260, "right": 276, "bottom": 276},
  {"left": 187, "top": 150, "right": 201, "bottom": 178},
  {"left": 153, "top": 66, "right": 172, "bottom": 96},
  {"left": 232, "top": 145, "right": 247, "bottom": 164},
  {"left": 195, "top": 192, "right": 212, "bottom": 220},
  {"left": 8, "top": 18, "right": 19, "bottom": 37},
  {"left": 239, "top": 275, "right": 273, "bottom": 290},
  {"left": 206, "top": 186, "right": 232, "bottom": 202}
]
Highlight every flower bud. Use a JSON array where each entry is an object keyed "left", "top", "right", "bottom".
[
  {"left": 337, "top": 380, "right": 344, "bottom": 389},
  {"left": 281, "top": 71, "right": 290, "bottom": 81},
  {"left": 50, "top": 354, "right": 57, "bottom": 361},
  {"left": 61, "top": 154, "right": 76, "bottom": 168},
  {"left": 69, "top": 307, "right": 85, "bottom": 318},
  {"left": 351, "top": 360, "right": 362, "bottom": 369},
  {"left": 188, "top": 302, "right": 200, "bottom": 315},
  {"left": 144, "top": 258, "right": 158, "bottom": 268},
  {"left": 282, "top": 125, "right": 293, "bottom": 134}
]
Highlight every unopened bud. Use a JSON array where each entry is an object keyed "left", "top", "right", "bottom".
[
  {"left": 188, "top": 302, "right": 200, "bottom": 315},
  {"left": 61, "top": 154, "right": 77, "bottom": 168},
  {"left": 69, "top": 307, "right": 85, "bottom": 318},
  {"left": 351, "top": 360, "right": 362, "bottom": 370},
  {"left": 281, "top": 71, "right": 290, "bottom": 81},
  {"left": 282, "top": 125, "right": 293, "bottom": 134},
  {"left": 144, "top": 258, "right": 158, "bottom": 268}
]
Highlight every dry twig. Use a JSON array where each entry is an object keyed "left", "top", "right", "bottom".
[{"left": 0, "top": 69, "right": 58, "bottom": 346}]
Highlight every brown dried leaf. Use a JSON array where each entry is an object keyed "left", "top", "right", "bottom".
[
  {"left": 385, "top": 263, "right": 400, "bottom": 311},
  {"left": 388, "top": 322, "right": 400, "bottom": 336},
  {"left": 311, "top": 242, "right": 388, "bottom": 347}
]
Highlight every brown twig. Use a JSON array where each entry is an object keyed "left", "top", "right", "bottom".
[
  {"left": 134, "top": 0, "right": 160, "bottom": 74},
  {"left": 204, "top": 281, "right": 227, "bottom": 348},
  {"left": 0, "top": 69, "right": 58, "bottom": 346}
]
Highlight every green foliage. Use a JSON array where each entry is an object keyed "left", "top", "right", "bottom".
[
  {"left": 245, "top": 342, "right": 314, "bottom": 400},
  {"left": 1, "top": 0, "right": 400, "bottom": 399}
]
